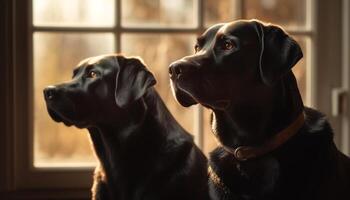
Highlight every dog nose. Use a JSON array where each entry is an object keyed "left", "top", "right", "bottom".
[
  {"left": 169, "top": 60, "right": 193, "bottom": 78},
  {"left": 169, "top": 63, "right": 182, "bottom": 78},
  {"left": 43, "top": 85, "right": 57, "bottom": 101}
]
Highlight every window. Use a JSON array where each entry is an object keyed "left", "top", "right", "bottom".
[
  {"left": 32, "top": 0, "right": 198, "bottom": 168},
  {"left": 9, "top": 0, "right": 350, "bottom": 198},
  {"left": 32, "top": 0, "right": 313, "bottom": 168}
]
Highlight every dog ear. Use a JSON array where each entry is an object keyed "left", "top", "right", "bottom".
[
  {"left": 114, "top": 57, "right": 156, "bottom": 108},
  {"left": 255, "top": 22, "right": 303, "bottom": 85}
]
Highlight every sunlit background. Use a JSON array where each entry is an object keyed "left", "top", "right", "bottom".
[{"left": 33, "top": 0, "right": 310, "bottom": 167}]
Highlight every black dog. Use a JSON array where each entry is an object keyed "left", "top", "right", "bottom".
[
  {"left": 169, "top": 20, "right": 350, "bottom": 200},
  {"left": 43, "top": 55, "right": 210, "bottom": 200}
]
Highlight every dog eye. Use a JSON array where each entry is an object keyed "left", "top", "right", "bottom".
[
  {"left": 87, "top": 71, "right": 98, "bottom": 78},
  {"left": 194, "top": 44, "right": 201, "bottom": 53},
  {"left": 223, "top": 40, "right": 234, "bottom": 51}
]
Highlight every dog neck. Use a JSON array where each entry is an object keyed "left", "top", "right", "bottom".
[
  {"left": 221, "top": 112, "right": 304, "bottom": 161},
  {"left": 88, "top": 88, "right": 192, "bottom": 198},
  {"left": 212, "top": 72, "right": 304, "bottom": 161}
]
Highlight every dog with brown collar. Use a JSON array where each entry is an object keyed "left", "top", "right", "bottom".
[{"left": 169, "top": 20, "right": 350, "bottom": 200}]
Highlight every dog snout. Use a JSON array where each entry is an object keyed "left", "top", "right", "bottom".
[
  {"left": 169, "top": 62, "right": 182, "bottom": 78},
  {"left": 169, "top": 60, "right": 196, "bottom": 78},
  {"left": 44, "top": 85, "right": 58, "bottom": 101}
]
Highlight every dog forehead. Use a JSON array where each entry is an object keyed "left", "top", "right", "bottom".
[
  {"left": 72, "top": 55, "right": 118, "bottom": 77},
  {"left": 77, "top": 55, "right": 116, "bottom": 66},
  {"left": 218, "top": 20, "right": 259, "bottom": 38},
  {"left": 82, "top": 56, "right": 119, "bottom": 71},
  {"left": 200, "top": 23, "right": 225, "bottom": 41}
]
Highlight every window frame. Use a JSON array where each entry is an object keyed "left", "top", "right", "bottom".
[
  {"left": 340, "top": 0, "right": 350, "bottom": 156},
  {"left": 4, "top": 0, "right": 348, "bottom": 198},
  {"left": 29, "top": 0, "right": 315, "bottom": 167}
]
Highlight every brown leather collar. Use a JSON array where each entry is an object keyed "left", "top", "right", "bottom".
[{"left": 221, "top": 112, "right": 305, "bottom": 161}]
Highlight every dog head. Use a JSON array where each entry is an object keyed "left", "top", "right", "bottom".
[
  {"left": 43, "top": 54, "right": 156, "bottom": 128},
  {"left": 169, "top": 20, "right": 303, "bottom": 110}
]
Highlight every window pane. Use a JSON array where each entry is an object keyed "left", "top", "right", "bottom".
[
  {"left": 203, "top": 108, "right": 217, "bottom": 155},
  {"left": 121, "top": 34, "right": 196, "bottom": 133},
  {"left": 292, "top": 36, "right": 309, "bottom": 105},
  {"left": 205, "top": 0, "right": 237, "bottom": 27},
  {"left": 202, "top": 36, "right": 310, "bottom": 155},
  {"left": 34, "top": 32, "right": 114, "bottom": 167},
  {"left": 33, "top": 0, "right": 115, "bottom": 27},
  {"left": 122, "top": 0, "right": 196, "bottom": 28},
  {"left": 243, "top": 0, "right": 306, "bottom": 29}
]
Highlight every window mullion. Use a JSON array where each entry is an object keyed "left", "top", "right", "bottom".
[
  {"left": 235, "top": 0, "right": 244, "bottom": 19},
  {"left": 198, "top": 0, "right": 204, "bottom": 31},
  {"left": 194, "top": 0, "right": 205, "bottom": 148},
  {"left": 32, "top": 26, "right": 114, "bottom": 32},
  {"left": 115, "top": 0, "right": 121, "bottom": 52}
]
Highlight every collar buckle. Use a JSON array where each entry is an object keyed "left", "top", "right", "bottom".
[{"left": 221, "top": 112, "right": 305, "bottom": 161}]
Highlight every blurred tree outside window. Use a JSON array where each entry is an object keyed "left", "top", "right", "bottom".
[{"left": 32, "top": 0, "right": 311, "bottom": 167}]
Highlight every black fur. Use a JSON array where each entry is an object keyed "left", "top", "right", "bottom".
[
  {"left": 209, "top": 107, "right": 350, "bottom": 200},
  {"left": 44, "top": 54, "right": 210, "bottom": 200},
  {"left": 169, "top": 20, "right": 350, "bottom": 200}
]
